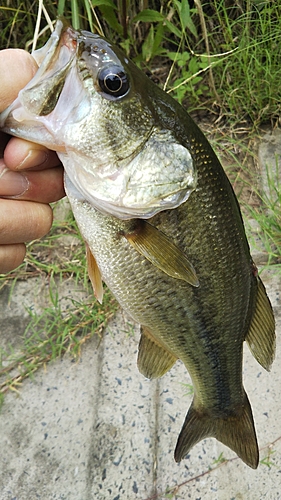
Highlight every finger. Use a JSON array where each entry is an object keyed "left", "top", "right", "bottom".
[
  {"left": 4, "top": 137, "right": 60, "bottom": 171},
  {"left": 0, "top": 160, "right": 65, "bottom": 203},
  {"left": 0, "top": 49, "right": 38, "bottom": 112},
  {"left": 0, "top": 243, "right": 26, "bottom": 274},
  {"left": 20, "top": 166, "right": 65, "bottom": 202},
  {"left": 0, "top": 199, "right": 53, "bottom": 244}
]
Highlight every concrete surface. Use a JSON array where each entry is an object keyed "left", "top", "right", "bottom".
[
  {"left": 259, "top": 129, "right": 281, "bottom": 204},
  {"left": 0, "top": 131, "right": 281, "bottom": 500}
]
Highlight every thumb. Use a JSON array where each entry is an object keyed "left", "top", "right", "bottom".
[{"left": 0, "top": 49, "right": 38, "bottom": 112}]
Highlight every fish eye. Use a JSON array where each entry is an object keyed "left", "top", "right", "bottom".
[{"left": 98, "top": 65, "right": 129, "bottom": 98}]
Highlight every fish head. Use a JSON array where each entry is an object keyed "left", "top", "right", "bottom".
[{"left": 0, "top": 19, "right": 196, "bottom": 219}]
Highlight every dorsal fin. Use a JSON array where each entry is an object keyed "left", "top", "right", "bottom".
[
  {"left": 86, "top": 243, "right": 104, "bottom": 304},
  {"left": 124, "top": 220, "right": 199, "bottom": 287},
  {"left": 137, "top": 326, "right": 178, "bottom": 379},
  {"left": 245, "top": 276, "right": 275, "bottom": 371}
]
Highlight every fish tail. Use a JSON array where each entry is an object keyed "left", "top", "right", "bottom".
[{"left": 174, "top": 391, "right": 259, "bottom": 469}]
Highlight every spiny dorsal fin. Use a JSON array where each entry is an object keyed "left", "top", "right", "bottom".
[
  {"left": 137, "top": 326, "right": 178, "bottom": 379},
  {"left": 124, "top": 220, "right": 199, "bottom": 287},
  {"left": 86, "top": 243, "right": 104, "bottom": 304},
  {"left": 245, "top": 276, "right": 275, "bottom": 371},
  {"left": 175, "top": 391, "right": 259, "bottom": 469}
]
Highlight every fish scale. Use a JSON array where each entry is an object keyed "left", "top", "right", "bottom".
[
  {"left": 0, "top": 19, "right": 275, "bottom": 469},
  {"left": 68, "top": 192, "right": 248, "bottom": 409}
]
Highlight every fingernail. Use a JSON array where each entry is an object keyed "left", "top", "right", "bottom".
[
  {"left": 17, "top": 149, "right": 48, "bottom": 170},
  {"left": 0, "top": 167, "right": 29, "bottom": 197}
]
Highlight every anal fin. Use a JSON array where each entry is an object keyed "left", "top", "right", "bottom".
[
  {"left": 138, "top": 326, "right": 178, "bottom": 379},
  {"left": 246, "top": 276, "right": 275, "bottom": 371},
  {"left": 175, "top": 391, "right": 259, "bottom": 469},
  {"left": 86, "top": 243, "right": 104, "bottom": 304}
]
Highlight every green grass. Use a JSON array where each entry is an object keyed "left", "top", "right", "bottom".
[
  {"left": 207, "top": 1, "right": 281, "bottom": 125},
  {"left": 1, "top": 1, "right": 280, "bottom": 122},
  {"left": 0, "top": 202, "right": 87, "bottom": 287},
  {"left": 202, "top": 125, "right": 281, "bottom": 271},
  {"left": 0, "top": 286, "right": 117, "bottom": 400},
  {"left": 245, "top": 157, "right": 281, "bottom": 268},
  {"left": 0, "top": 201, "right": 118, "bottom": 401}
]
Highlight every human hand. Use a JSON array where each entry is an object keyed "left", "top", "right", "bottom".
[{"left": 0, "top": 49, "right": 65, "bottom": 273}]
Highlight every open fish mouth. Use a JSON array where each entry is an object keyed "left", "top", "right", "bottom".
[
  {"left": 0, "top": 19, "right": 197, "bottom": 220},
  {"left": 2, "top": 20, "right": 77, "bottom": 121}
]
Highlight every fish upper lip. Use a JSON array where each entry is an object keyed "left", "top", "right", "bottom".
[{"left": 32, "top": 19, "right": 78, "bottom": 78}]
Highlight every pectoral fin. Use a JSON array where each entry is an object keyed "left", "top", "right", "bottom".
[
  {"left": 245, "top": 276, "right": 275, "bottom": 371},
  {"left": 138, "top": 326, "right": 178, "bottom": 379},
  {"left": 124, "top": 220, "right": 199, "bottom": 287},
  {"left": 86, "top": 244, "right": 104, "bottom": 304}
]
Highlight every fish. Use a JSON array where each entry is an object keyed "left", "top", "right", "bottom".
[{"left": 0, "top": 19, "right": 275, "bottom": 469}]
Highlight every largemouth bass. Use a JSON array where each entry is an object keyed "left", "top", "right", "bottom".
[{"left": 0, "top": 20, "right": 275, "bottom": 469}]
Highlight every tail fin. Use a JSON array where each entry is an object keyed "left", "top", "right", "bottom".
[{"left": 174, "top": 392, "right": 259, "bottom": 469}]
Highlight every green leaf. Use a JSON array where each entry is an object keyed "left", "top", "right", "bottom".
[
  {"left": 120, "top": 38, "right": 131, "bottom": 57},
  {"left": 142, "top": 25, "right": 155, "bottom": 62},
  {"left": 167, "top": 51, "right": 178, "bottom": 61},
  {"left": 164, "top": 19, "right": 182, "bottom": 39},
  {"left": 153, "top": 22, "right": 165, "bottom": 54},
  {"left": 92, "top": 0, "right": 116, "bottom": 7},
  {"left": 189, "top": 57, "right": 199, "bottom": 74},
  {"left": 57, "top": 0, "right": 66, "bottom": 17},
  {"left": 84, "top": 0, "right": 94, "bottom": 32},
  {"left": 71, "top": 0, "right": 80, "bottom": 29},
  {"left": 174, "top": 0, "right": 198, "bottom": 37},
  {"left": 167, "top": 51, "right": 190, "bottom": 66},
  {"left": 98, "top": 5, "right": 122, "bottom": 34},
  {"left": 133, "top": 9, "right": 164, "bottom": 23}
]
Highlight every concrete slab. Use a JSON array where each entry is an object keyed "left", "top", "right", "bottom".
[
  {"left": 0, "top": 306, "right": 157, "bottom": 500},
  {"left": 259, "top": 129, "right": 281, "bottom": 203},
  {"left": 0, "top": 131, "right": 280, "bottom": 499},
  {"left": 86, "top": 314, "right": 157, "bottom": 500},
  {"left": 0, "top": 271, "right": 280, "bottom": 500}
]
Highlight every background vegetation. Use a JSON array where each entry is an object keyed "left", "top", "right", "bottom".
[
  {"left": 1, "top": 0, "right": 281, "bottom": 123},
  {"left": 0, "top": 0, "right": 280, "bottom": 398}
]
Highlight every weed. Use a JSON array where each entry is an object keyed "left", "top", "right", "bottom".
[
  {"left": 202, "top": 126, "right": 281, "bottom": 273},
  {"left": 244, "top": 157, "right": 281, "bottom": 268},
  {"left": 212, "top": 451, "right": 226, "bottom": 466},
  {"left": 178, "top": 381, "right": 194, "bottom": 396},
  {"left": 207, "top": 0, "right": 281, "bottom": 124},
  {"left": 0, "top": 287, "right": 118, "bottom": 396},
  {"left": 1, "top": 1, "right": 281, "bottom": 122},
  {"left": 260, "top": 447, "right": 277, "bottom": 468},
  {"left": 0, "top": 199, "right": 118, "bottom": 400},
  {"left": 166, "top": 50, "right": 210, "bottom": 104}
]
